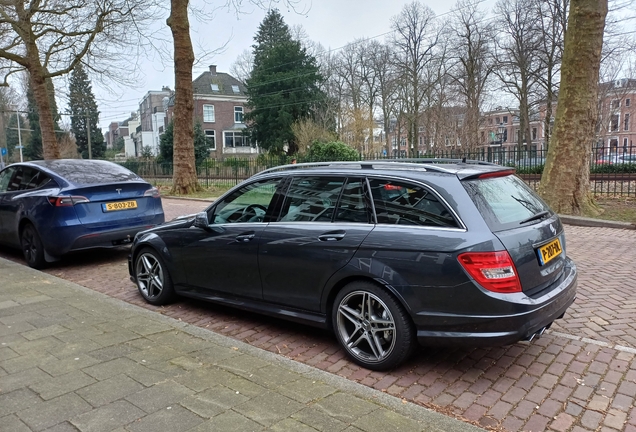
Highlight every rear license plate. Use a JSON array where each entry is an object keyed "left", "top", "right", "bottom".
[
  {"left": 538, "top": 238, "right": 562, "bottom": 265},
  {"left": 102, "top": 200, "right": 138, "bottom": 212}
]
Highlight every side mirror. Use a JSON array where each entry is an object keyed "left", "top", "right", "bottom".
[{"left": 193, "top": 212, "right": 210, "bottom": 230}]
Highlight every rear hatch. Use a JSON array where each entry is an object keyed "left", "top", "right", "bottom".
[
  {"left": 462, "top": 173, "right": 566, "bottom": 296},
  {"left": 71, "top": 182, "right": 159, "bottom": 228}
]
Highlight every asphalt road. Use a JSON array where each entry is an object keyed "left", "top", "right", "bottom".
[{"left": 1, "top": 197, "right": 635, "bottom": 432}]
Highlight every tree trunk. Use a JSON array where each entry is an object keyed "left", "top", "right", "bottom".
[
  {"left": 538, "top": 0, "right": 607, "bottom": 215},
  {"left": 167, "top": 0, "right": 199, "bottom": 194},
  {"left": 27, "top": 51, "right": 59, "bottom": 160}
]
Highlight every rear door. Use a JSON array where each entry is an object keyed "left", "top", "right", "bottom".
[
  {"left": 259, "top": 176, "right": 374, "bottom": 312},
  {"left": 0, "top": 166, "right": 53, "bottom": 245},
  {"left": 0, "top": 166, "right": 18, "bottom": 243},
  {"left": 462, "top": 174, "right": 566, "bottom": 296}
]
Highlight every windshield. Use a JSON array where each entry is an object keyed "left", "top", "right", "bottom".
[{"left": 462, "top": 175, "right": 553, "bottom": 231}]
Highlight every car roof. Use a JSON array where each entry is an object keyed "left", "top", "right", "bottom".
[
  {"left": 19, "top": 159, "right": 142, "bottom": 185},
  {"left": 256, "top": 159, "right": 514, "bottom": 181}
]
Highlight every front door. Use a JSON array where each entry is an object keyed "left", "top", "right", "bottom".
[{"left": 179, "top": 177, "right": 283, "bottom": 300}]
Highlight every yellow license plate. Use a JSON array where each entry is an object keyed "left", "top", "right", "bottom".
[
  {"left": 538, "top": 238, "right": 562, "bottom": 265},
  {"left": 103, "top": 200, "right": 137, "bottom": 212}
]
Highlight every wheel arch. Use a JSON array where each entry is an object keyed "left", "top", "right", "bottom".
[
  {"left": 323, "top": 275, "right": 414, "bottom": 331},
  {"left": 131, "top": 236, "right": 181, "bottom": 285}
]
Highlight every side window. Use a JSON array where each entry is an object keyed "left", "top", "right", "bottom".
[
  {"left": 18, "top": 167, "right": 50, "bottom": 190},
  {"left": 0, "top": 167, "right": 16, "bottom": 192},
  {"left": 333, "top": 178, "right": 369, "bottom": 223},
  {"left": 369, "top": 178, "right": 458, "bottom": 228},
  {"left": 210, "top": 178, "right": 281, "bottom": 224},
  {"left": 278, "top": 177, "right": 344, "bottom": 222},
  {"left": 6, "top": 167, "right": 24, "bottom": 192}
]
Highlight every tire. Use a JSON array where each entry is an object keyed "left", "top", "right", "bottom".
[
  {"left": 134, "top": 248, "right": 175, "bottom": 305},
  {"left": 21, "top": 223, "right": 46, "bottom": 269},
  {"left": 332, "top": 281, "right": 415, "bottom": 371}
]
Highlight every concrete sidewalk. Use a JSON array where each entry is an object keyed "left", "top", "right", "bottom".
[{"left": 0, "top": 257, "right": 483, "bottom": 432}]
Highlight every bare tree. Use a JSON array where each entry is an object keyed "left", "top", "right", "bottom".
[
  {"left": 0, "top": 0, "right": 154, "bottom": 160},
  {"left": 534, "top": 0, "right": 568, "bottom": 151},
  {"left": 368, "top": 41, "right": 399, "bottom": 154},
  {"left": 391, "top": 1, "right": 441, "bottom": 150},
  {"left": 447, "top": 0, "right": 495, "bottom": 151},
  {"left": 493, "top": 0, "right": 543, "bottom": 159},
  {"left": 230, "top": 49, "right": 254, "bottom": 84},
  {"left": 538, "top": 0, "right": 608, "bottom": 215},
  {"left": 335, "top": 40, "right": 367, "bottom": 150}
]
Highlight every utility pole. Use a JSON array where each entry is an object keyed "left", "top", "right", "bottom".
[
  {"left": 16, "top": 110, "right": 23, "bottom": 162},
  {"left": 86, "top": 118, "right": 92, "bottom": 159}
]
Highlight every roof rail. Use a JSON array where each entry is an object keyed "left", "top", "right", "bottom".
[{"left": 257, "top": 158, "right": 500, "bottom": 176}]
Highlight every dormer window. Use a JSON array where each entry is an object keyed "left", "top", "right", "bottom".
[
  {"left": 211, "top": 84, "right": 219, "bottom": 92},
  {"left": 232, "top": 85, "right": 240, "bottom": 94}
]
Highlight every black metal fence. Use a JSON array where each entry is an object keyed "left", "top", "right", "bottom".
[{"left": 120, "top": 145, "right": 636, "bottom": 197}]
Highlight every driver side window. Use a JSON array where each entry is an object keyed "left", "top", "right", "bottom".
[{"left": 210, "top": 177, "right": 281, "bottom": 224}]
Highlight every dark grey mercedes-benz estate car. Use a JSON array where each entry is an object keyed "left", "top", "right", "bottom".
[{"left": 129, "top": 160, "right": 577, "bottom": 370}]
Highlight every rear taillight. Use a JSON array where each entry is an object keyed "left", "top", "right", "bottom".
[
  {"left": 457, "top": 251, "right": 522, "bottom": 293},
  {"left": 477, "top": 170, "right": 516, "bottom": 179},
  {"left": 144, "top": 187, "right": 160, "bottom": 198},
  {"left": 48, "top": 196, "right": 90, "bottom": 207}
]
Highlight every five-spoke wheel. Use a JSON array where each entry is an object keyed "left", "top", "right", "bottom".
[
  {"left": 333, "top": 282, "right": 414, "bottom": 370},
  {"left": 135, "top": 248, "right": 175, "bottom": 305}
]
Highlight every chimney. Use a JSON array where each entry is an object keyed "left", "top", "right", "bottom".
[{"left": 209, "top": 65, "right": 217, "bottom": 75}]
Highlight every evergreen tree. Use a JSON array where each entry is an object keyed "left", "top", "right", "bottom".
[
  {"left": 69, "top": 64, "right": 105, "bottom": 159},
  {"left": 158, "top": 121, "right": 209, "bottom": 165},
  {"left": 245, "top": 10, "right": 325, "bottom": 154},
  {"left": 25, "top": 80, "right": 63, "bottom": 160}
]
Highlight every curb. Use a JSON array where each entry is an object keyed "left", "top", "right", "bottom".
[{"left": 559, "top": 214, "right": 636, "bottom": 230}]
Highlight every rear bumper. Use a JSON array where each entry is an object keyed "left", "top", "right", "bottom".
[
  {"left": 415, "top": 258, "right": 577, "bottom": 346},
  {"left": 43, "top": 214, "right": 164, "bottom": 257}
]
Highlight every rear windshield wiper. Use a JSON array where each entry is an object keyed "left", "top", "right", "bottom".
[{"left": 519, "top": 210, "right": 551, "bottom": 225}]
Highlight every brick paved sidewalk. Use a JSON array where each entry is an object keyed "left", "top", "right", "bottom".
[
  {"left": 0, "top": 257, "right": 481, "bottom": 432},
  {"left": 2, "top": 198, "right": 636, "bottom": 431}
]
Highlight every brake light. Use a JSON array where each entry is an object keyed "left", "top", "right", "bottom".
[
  {"left": 144, "top": 187, "right": 160, "bottom": 198},
  {"left": 477, "top": 170, "right": 516, "bottom": 179},
  {"left": 384, "top": 184, "right": 402, "bottom": 190},
  {"left": 48, "top": 196, "right": 90, "bottom": 206},
  {"left": 457, "top": 251, "right": 522, "bottom": 293}
]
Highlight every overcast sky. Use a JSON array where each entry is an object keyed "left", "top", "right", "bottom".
[{"left": 87, "top": 0, "right": 499, "bottom": 130}]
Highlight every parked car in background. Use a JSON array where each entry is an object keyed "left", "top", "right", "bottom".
[
  {"left": 618, "top": 154, "right": 636, "bottom": 164},
  {"left": 595, "top": 154, "right": 621, "bottom": 165},
  {"left": 0, "top": 159, "right": 164, "bottom": 269},
  {"left": 129, "top": 159, "right": 577, "bottom": 370},
  {"left": 507, "top": 157, "right": 546, "bottom": 168}
]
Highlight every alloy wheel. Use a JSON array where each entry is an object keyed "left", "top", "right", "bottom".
[
  {"left": 136, "top": 253, "right": 164, "bottom": 300},
  {"left": 336, "top": 290, "right": 397, "bottom": 364}
]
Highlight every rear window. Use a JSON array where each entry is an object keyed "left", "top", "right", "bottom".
[
  {"left": 46, "top": 160, "right": 140, "bottom": 184},
  {"left": 463, "top": 175, "right": 552, "bottom": 231}
]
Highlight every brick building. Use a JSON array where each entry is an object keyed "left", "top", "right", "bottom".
[{"left": 166, "top": 65, "right": 253, "bottom": 158}]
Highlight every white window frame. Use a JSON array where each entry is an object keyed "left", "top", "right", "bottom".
[
  {"left": 223, "top": 131, "right": 250, "bottom": 148},
  {"left": 203, "top": 104, "right": 215, "bottom": 123},
  {"left": 234, "top": 106, "right": 244, "bottom": 123},
  {"left": 205, "top": 129, "right": 216, "bottom": 150},
  {"left": 624, "top": 113, "right": 630, "bottom": 131}
]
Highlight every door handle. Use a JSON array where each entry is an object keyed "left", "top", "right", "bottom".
[
  {"left": 318, "top": 231, "right": 346, "bottom": 242},
  {"left": 236, "top": 233, "right": 255, "bottom": 242}
]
